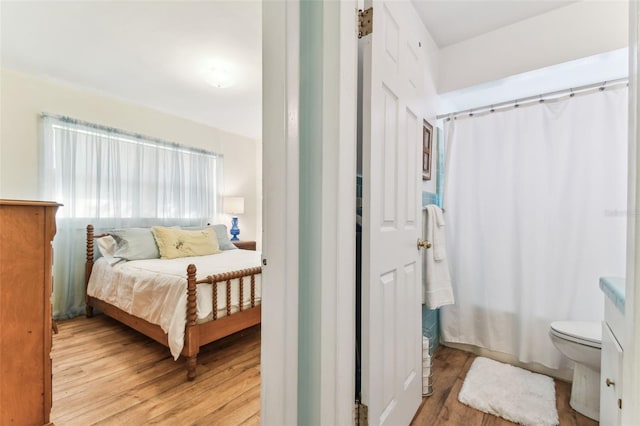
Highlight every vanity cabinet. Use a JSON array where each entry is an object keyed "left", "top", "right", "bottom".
[
  {"left": 600, "top": 322, "right": 623, "bottom": 425},
  {"left": 599, "top": 277, "right": 625, "bottom": 426}
]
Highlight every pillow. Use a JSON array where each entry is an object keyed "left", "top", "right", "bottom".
[
  {"left": 152, "top": 226, "right": 222, "bottom": 259},
  {"left": 110, "top": 228, "right": 160, "bottom": 260},
  {"left": 96, "top": 235, "right": 117, "bottom": 258},
  {"left": 212, "top": 224, "right": 237, "bottom": 250},
  {"left": 182, "top": 224, "right": 237, "bottom": 250}
]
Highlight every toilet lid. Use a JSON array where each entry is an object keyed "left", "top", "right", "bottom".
[{"left": 550, "top": 321, "right": 601, "bottom": 347}]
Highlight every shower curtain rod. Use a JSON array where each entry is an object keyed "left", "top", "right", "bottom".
[{"left": 436, "top": 77, "right": 628, "bottom": 121}]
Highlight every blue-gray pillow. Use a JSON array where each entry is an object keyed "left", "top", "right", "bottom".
[
  {"left": 110, "top": 227, "right": 160, "bottom": 260},
  {"left": 212, "top": 224, "right": 237, "bottom": 250}
]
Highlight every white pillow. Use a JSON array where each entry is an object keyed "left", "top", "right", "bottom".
[{"left": 96, "top": 235, "right": 117, "bottom": 258}]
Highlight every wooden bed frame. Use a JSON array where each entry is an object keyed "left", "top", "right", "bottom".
[{"left": 84, "top": 224, "right": 262, "bottom": 380}]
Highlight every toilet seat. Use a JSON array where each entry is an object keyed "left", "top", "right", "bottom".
[{"left": 550, "top": 321, "right": 601, "bottom": 349}]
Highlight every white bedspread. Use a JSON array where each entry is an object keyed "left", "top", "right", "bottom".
[{"left": 87, "top": 250, "right": 262, "bottom": 359}]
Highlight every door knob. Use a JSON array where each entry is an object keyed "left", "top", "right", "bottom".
[{"left": 417, "top": 239, "right": 432, "bottom": 250}]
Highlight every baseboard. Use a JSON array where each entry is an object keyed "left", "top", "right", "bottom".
[{"left": 441, "top": 341, "right": 574, "bottom": 382}]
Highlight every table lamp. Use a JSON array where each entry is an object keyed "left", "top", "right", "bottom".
[{"left": 223, "top": 197, "right": 245, "bottom": 241}]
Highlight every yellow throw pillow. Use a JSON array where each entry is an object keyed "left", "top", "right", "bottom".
[{"left": 151, "top": 226, "right": 221, "bottom": 259}]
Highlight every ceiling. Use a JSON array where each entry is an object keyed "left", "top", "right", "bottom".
[
  {"left": 1, "top": 1, "right": 262, "bottom": 140},
  {"left": 412, "top": 0, "right": 576, "bottom": 48},
  {"left": 1, "top": 1, "right": 576, "bottom": 140}
]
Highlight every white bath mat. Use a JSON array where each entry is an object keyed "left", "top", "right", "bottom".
[{"left": 458, "top": 357, "right": 559, "bottom": 426}]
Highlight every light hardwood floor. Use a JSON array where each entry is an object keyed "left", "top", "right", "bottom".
[
  {"left": 53, "top": 315, "right": 597, "bottom": 425},
  {"left": 52, "top": 315, "right": 260, "bottom": 425},
  {"left": 411, "top": 345, "right": 599, "bottom": 426}
]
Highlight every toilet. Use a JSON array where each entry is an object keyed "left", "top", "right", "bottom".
[{"left": 549, "top": 321, "right": 602, "bottom": 421}]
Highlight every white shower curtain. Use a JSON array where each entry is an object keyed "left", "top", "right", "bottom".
[{"left": 440, "top": 86, "right": 628, "bottom": 369}]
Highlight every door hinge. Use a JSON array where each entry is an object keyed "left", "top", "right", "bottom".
[
  {"left": 358, "top": 7, "right": 373, "bottom": 38},
  {"left": 618, "top": 398, "right": 622, "bottom": 409},
  {"left": 354, "top": 401, "right": 369, "bottom": 426}
]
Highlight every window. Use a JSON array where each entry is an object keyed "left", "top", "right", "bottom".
[
  {"left": 41, "top": 114, "right": 223, "bottom": 319},
  {"left": 42, "top": 115, "right": 222, "bottom": 220}
]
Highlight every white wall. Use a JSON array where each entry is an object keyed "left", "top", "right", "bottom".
[
  {"left": 439, "top": 48, "right": 628, "bottom": 115},
  {"left": 0, "top": 69, "right": 260, "bottom": 242},
  {"left": 421, "top": 16, "right": 441, "bottom": 195},
  {"left": 439, "top": 1, "right": 628, "bottom": 93}
]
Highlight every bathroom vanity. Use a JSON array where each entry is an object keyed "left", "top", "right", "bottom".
[{"left": 599, "top": 277, "right": 625, "bottom": 426}]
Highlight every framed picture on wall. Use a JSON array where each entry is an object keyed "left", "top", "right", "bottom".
[{"left": 423, "top": 120, "right": 433, "bottom": 181}]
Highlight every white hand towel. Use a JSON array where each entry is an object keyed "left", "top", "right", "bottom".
[
  {"left": 423, "top": 205, "right": 454, "bottom": 309},
  {"left": 430, "top": 205, "right": 447, "bottom": 261}
]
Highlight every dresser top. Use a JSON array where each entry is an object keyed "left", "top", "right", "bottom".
[{"left": 0, "top": 199, "right": 62, "bottom": 207}]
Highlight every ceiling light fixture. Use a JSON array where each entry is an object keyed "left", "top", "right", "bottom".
[{"left": 206, "top": 67, "right": 234, "bottom": 89}]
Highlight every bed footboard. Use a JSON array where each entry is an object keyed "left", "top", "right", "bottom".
[{"left": 185, "top": 264, "right": 262, "bottom": 380}]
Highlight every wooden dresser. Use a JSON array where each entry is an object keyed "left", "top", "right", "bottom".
[{"left": 0, "top": 200, "right": 60, "bottom": 425}]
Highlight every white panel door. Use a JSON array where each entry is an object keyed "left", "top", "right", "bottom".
[{"left": 360, "top": 1, "right": 426, "bottom": 425}]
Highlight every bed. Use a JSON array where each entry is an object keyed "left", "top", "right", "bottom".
[{"left": 84, "top": 224, "right": 262, "bottom": 380}]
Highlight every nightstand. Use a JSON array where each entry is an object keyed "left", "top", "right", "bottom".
[{"left": 233, "top": 240, "right": 256, "bottom": 251}]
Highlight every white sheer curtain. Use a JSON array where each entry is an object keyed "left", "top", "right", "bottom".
[
  {"left": 440, "top": 86, "right": 628, "bottom": 369},
  {"left": 41, "top": 114, "right": 224, "bottom": 319}
]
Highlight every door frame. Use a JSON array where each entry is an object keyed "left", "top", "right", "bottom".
[
  {"left": 624, "top": 1, "right": 640, "bottom": 423},
  {"left": 261, "top": 2, "right": 300, "bottom": 424},
  {"left": 261, "top": 1, "right": 357, "bottom": 424}
]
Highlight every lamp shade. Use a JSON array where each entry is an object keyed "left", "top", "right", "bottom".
[{"left": 223, "top": 197, "right": 245, "bottom": 215}]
